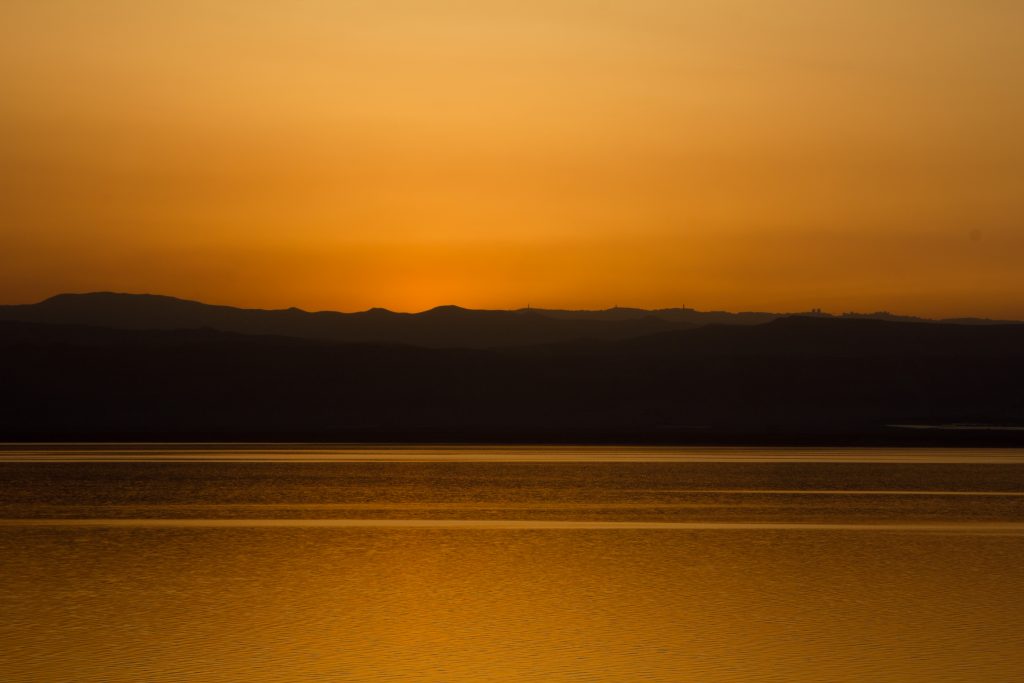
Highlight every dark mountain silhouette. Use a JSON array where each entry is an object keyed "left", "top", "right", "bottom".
[
  {"left": 1, "top": 293, "right": 1017, "bottom": 352},
  {"left": 613, "top": 315, "right": 1024, "bottom": 357},
  {"left": 517, "top": 306, "right": 780, "bottom": 326},
  {"left": 2, "top": 315, "right": 1023, "bottom": 443},
  {"left": 0, "top": 293, "right": 691, "bottom": 348},
  {"left": 518, "top": 306, "right": 1018, "bottom": 327}
]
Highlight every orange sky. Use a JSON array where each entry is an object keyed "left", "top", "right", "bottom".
[{"left": 2, "top": 1, "right": 1022, "bottom": 316}]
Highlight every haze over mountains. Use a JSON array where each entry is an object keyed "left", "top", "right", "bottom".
[
  {"left": 2, "top": 292, "right": 1024, "bottom": 443},
  {"left": 0, "top": 292, "right": 1018, "bottom": 349}
]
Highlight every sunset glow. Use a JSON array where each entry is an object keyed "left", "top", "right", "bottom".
[{"left": 2, "top": 1, "right": 1022, "bottom": 316}]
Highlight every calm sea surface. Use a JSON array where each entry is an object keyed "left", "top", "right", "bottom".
[{"left": 2, "top": 445, "right": 1023, "bottom": 682}]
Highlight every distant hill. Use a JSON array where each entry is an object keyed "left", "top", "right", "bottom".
[
  {"left": 0, "top": 293, "right": 691, "bottom": 348},
  {"left": 517, "top": 306, "right": 1018, "bottom": 327},
  {"left": 613, "top": 315, "right": 1024, "bottom": 357},
  {"left": 518, "top": 306, "right": 779, "bottom": 326},
  {"left": 2, "top": 315, "right": 1023, "bottom": 443},
  {"left": 0, "top": 292, "right": 1016, "bottom": 349}
]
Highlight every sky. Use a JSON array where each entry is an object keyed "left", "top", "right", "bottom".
[{"left": 2, "top": 1, "right": 1022, "bottom": 316}]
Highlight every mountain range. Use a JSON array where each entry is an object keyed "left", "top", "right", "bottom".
[
  {"left": 0, "top": 292, "right": 1017, "bottom": 349},
  {"left": 2, "top": 292, "right": 1023, "bottom": 443}
]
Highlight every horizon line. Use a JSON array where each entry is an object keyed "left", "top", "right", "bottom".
[{"left": 1, "top": 290, "right": 1021, "bottom": 323}]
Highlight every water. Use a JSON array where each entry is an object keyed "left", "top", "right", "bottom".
[{"left": 2, "top": 445, "right": 1023, "bottom": 682}]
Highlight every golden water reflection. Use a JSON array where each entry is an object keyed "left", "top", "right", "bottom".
[
  {"left": 2, "top": 526, "right": 1022, "bottom": 682},
  {"left": 2, "top": 452, "right": 1023, "bottom": 681}
]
